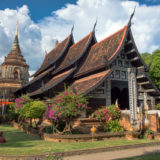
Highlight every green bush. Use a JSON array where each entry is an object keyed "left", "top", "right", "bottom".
[
  {"left": 104, "top": 120, "right": 124, "bottom": 132},
  {"left": 19, "top": 101, "right": 46, "bottom": 119},
  {"left": 155, "top": 103, "right": 160, "bottom": 110},
  {"left": 29, "top": 101, "right": 46, "bottom": 119},
  {"left": 19, "top": 102, "right": 31, "bottom": 118},
  {"left": 146, "top": 129, "right": 154, "bottom": 135},
  {"left": 8, "top": 103, "right": 19, "bottom": 120},
  {"left": 45, "top": 126, "right": 53, "bottom": 134}
]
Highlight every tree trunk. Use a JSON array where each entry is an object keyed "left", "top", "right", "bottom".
[{"left": 29, "top": 118, "right": 32, "bottom": 127}]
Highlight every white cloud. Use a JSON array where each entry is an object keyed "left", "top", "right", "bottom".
[
  {"left": 0, "top": 5, "right": 43, "bottom": 71},
  {"left": 0, "top": 1, "right": 160, "bottom": 73},
  {"left": 39, "top": 0, "right": 160, "bottom": 54}
]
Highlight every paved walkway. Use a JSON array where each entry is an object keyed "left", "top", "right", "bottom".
[{"left": 64, "top": 145, "right": 160, "bottom": 160}]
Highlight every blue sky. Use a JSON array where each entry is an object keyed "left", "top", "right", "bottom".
[
  {"left": 0, "top": 0, "right": 160, "bottom": 74},
  {"left": 0, "top": 0, "right": 160, "bottom": 22},
  {"left": 0, "top": 0, "right": 77, "bottom": 22}
]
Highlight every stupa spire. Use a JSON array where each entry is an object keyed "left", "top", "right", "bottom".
[{"left": 11, "top": 21, "right": 21, "bottom": 54}]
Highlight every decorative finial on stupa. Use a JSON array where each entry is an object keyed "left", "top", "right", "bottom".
[
  {"left": 11, "top": 21, "right": 21, "bottom": 53},
  {"left": 16, "top": 21, "right": 18, "bottom": 36}
]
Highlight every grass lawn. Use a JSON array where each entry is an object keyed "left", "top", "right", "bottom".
[
  {"left": 119, "top": 153, "right": 160, "bottom": 160},
  {"left": 0, "top": 124, "right": 159, "bottom": 156}
]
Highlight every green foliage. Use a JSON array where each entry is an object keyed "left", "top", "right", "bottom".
[
  {"left": 107, "top": 105, "right": 121, "bottom": 120},
  {"left": 48, "top": 87, "right": 88, "bottom": 121},
  {"left": 19, "top": 100, "right": 46, "bottom": 119},
  {"left": 19, "top": 102, "right": 31, "bottom": 118},
  {"left": 93, "top": 105, "right": 121, "bottom": 122},
  {"left": 141, "top": 49, "right": 160, "bottom": 89},
  {"left": 14, "top": 95, "right": 32, "bottom": 114},
  {"left": 29, "top": 101, "right": 46, "bottom": 119},
  {"left": 46, "top": 153, "right": 64, "bottom": 160},
  {"left": 141, "top": 52, "right": 152, "bottom": 66},
  {"left": 47, "top": 87, "right": 89, "bottom": 133},
  {"left": 155, "top": 103, "right": 160, "bottom": 110},
  {"left": 45, "top": 126, "right": 53, "bottom": 134},
  {"left": 145, "top": 129, "right": 154, "bottom": 135},
  {"left": 8, "top": 103, "right": 19, "bottom": 120},
  {"left": 104, "top": 120, "right": 124, "bottom": 132}
]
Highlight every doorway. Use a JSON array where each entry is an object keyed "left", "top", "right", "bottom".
[{"left": 111, "top": 80, "right": 129, "bottom": 110}]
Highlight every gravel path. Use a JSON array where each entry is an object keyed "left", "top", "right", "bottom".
[{"left": 64, "top": 145, "right": 160, "bottom": 160}]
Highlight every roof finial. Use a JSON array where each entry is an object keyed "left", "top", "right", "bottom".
[
  {"left": 71, "top": 24, "right": 74, "bottom": 34},
  {"left": 93, "top": 18, "right": 97, "bottom": 32},
  {"left": 55, "top": 39, "right": 59, "bottom": 46},
  {"left": 128, "top": 6, "right": 136, "bottom": 27},
  {"left": 16, "top": 21, "right": 19, "bottom": 36},
  {"left": 45, "top": 50, "right": 47, "bottom": 55}
]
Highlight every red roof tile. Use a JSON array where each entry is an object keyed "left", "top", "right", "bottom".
[
  {"left": 71, "top": 69, "right": 111, "bottom": 95},
  {"left": 52, "top": 32, "right": 93, "bottom": 74},
  {"left": 28, "top": 68, "right": 75, "bottom": 96},
  {"left": 75, "top": 26, "right": 127, "bottom": 77},
  {"left": 34, "top": 34, "right": 72, "bottom": 77}
]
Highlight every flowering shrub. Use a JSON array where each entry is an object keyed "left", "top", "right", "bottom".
[
  {"left": 93, "top": 105, "right": 122, "bottom": 133},
  {"left": 14, "top": 95, "right": 31, "bottom": 113},
  {"left": 93, "top": 105, "right": 121, "bottom": 122},
  {"left": 46, "top": 88, "right": 88, "bottom": 133}
]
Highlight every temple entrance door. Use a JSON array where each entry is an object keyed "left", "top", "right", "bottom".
[
  {"left": 119, "top": 88, "right": 129, "bottom": 109},
  {"left": 111, "top": 80, "right": 129, "bottom": 110}
]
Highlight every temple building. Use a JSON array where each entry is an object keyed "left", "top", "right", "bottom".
[
  {"left": 15, "top": 12, "right": 160, "bottom": 124},
  {"left": 0, "top": 25, "right": 29, "bottom": 100}
]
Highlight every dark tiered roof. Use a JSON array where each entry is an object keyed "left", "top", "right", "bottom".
[
  {"left": 15, "top": 21, "right": 160, "bottom": 98},
  {"left": 75, "top": 26, "right": 127, "bottom": 77},
  {"left": 28, "top": 68, "right": 75, "bottom": 97},
  {"left": 53, "top": 32, "right": 93, "bottom": 74},
  {"left": 71, "top": 69, "right": 111, "bottom": 95},
  {"left": 33, "top": 34, "right": 73, "bottom": 77}
]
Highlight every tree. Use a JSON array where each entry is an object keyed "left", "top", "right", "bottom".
[
  {"left": 20, "top": 100, "right": 46, "bottom": 127},
  {"left": 141, "top": 50, "right": 160, "bottom": 89},
  {"left": 46, "top": 88, "right": 88, "bottom": 134}
]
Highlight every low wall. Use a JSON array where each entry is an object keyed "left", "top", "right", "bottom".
[
  {"left": 11, "top": 121, "right": 141, "bottom": 143},
  {"left": 11, "top": 121, "right": 41, "bottom": 138},
  {"left": 119, "top": 110, "right": 160, "bottom": 132},
  {"left": 43, "top": 132, "right": 126, "bottom": 142},
  {"left": 119, "top": 110, "right": 132, "bottom": 131}
]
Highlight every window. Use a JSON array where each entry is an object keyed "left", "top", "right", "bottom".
[{"left": 14, "top": 71, "right": 18, "bottom": 80}]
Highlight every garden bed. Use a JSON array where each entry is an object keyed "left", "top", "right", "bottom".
[{"left": 11, "top": 121, "right": 142, "bottom": 142}]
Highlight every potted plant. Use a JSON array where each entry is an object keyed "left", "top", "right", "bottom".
[{"left": 146, "top": 129, "right": 154, "bottom": 140}]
